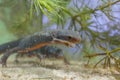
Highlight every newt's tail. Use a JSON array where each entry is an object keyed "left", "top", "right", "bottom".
[{"left": 0, "top": 39, "right": 21, "bottom": 54}]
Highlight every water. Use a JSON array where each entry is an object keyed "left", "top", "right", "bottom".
[{"left": 0, "top": 20, "right": 16, "bottom": 44}]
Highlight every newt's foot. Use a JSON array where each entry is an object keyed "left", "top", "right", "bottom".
[{"left": 0, "top": 59, "right": 7, "bottom": 67}]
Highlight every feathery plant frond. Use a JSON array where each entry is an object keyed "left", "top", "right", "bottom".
[
  {"left": 85, "top": 45, "right": 120, "bottom": 69},
  {"left": 30, "top": 0, "right": 70, "bottom": 22}
]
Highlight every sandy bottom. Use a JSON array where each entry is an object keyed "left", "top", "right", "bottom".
[{"left": 0, "top": 58, "right": 120, "bottom": 80}]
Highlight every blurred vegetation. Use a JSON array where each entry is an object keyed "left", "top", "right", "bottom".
[{"left": 0, "top": 0, "right": 120, "bottom": 68}]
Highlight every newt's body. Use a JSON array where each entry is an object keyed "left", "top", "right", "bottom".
[{"left": 0, "top": 30, "right": 80, "bottom": 67}]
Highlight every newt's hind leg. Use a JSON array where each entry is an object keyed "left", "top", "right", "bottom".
[{"left": 0, "top": 47, "right": 19, "bottom": 67}]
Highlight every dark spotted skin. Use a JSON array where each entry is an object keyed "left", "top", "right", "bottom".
[
  {"left": 15, "top": 46, "right": 69, "bottom": 64},
  {"left": 0, "top": 30, "right": 80, "bottom": 67},
  {"left": 0, "top": 39, "right": 21, "bottom": 54}
]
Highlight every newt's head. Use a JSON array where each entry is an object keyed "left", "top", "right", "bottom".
[{"left": 49, "top": 30, "right": 81, "bottom": 47}]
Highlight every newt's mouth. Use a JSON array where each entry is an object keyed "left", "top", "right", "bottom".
[{"left": 52, "top": 38, "right": 76, "bottom": 47}]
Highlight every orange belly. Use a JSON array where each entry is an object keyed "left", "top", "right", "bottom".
[{"left": 18, "top": 42, "right": 52, "bottom": 53}]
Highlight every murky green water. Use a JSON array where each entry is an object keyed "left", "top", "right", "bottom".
[{"left": 0, "top": 20, "right": 16, "bottom": 44}]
